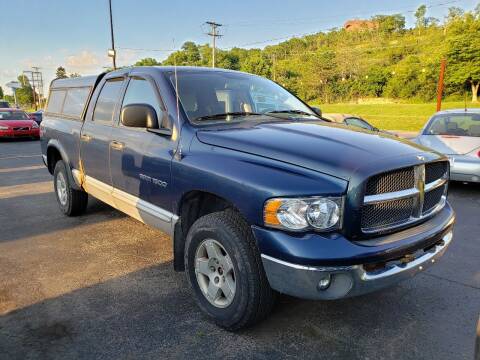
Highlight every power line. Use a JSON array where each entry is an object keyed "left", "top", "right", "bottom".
[{"left": 206, "top": 21, "right": 223, "bottom": 68}]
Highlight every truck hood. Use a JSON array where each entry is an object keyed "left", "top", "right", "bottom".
[{"left": 196, "top": 120, "right": 429, "bottom": 180}]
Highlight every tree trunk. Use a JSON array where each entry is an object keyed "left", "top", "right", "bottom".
[{"left": 472, "top": 82, "right": 479, "bottom": 103}]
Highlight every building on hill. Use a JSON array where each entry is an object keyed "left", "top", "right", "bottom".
[{"left": 344, "top": 19, "right": 379, "bottom": 31}]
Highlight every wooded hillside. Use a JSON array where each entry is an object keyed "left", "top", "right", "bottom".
[{"left": 140, "top": 6, "right": 480, "bottom": 104}]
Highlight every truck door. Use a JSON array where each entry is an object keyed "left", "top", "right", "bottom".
[
  {"left": 109, "top": 74, "right": 176, "bottom": 223},
  {"left": 80, "top": 77, "right": 126, "bottom": 202}
]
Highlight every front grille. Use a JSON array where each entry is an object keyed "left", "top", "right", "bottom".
[
  {"left": 13, "top": 127, "right": 29, "bottom": 131},
  {"left": 423, "top": 185, "right": 445, "bottom": 214},
  {"left": 365, "top": 167, "right": 414, "bottom": 195},
  {"left": 425, "top": 162, "right": 448, "bottom": 183},
  {"left": 361, "top": 161, "right": 448, "bottom": 234},
  {"left": 361, "top": 198, "right": 414, "bottom": 230}
]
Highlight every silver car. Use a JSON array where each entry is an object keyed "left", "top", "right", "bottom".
[{"left": 415, "top": 109, "right": 480, "bottom": 183}]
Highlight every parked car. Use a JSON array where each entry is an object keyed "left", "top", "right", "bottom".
[
  {"left": 41, "top": 67, "right": 455, "bottom": 330},
  {"left": 0, "top": 100, "right": 10, "bottom": 108},
  {"left": 0, "top": 108, "right": 40, "bottom": 139},
  {"left": 322, "top": 113, "right": 398, "bottom": 136},
  {"left": 29, "top": 109, "right": 44, "bottom": 125},
  {"left": 414, "top": 109, "right": 480, "bottom": 183}
]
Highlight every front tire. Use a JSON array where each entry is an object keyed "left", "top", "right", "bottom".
[
  {"left": 185, "top": 209, "right": 276, "bottom": 331},
  {"left": 53, "top": 160, "right": 88, "bottom": 216}
]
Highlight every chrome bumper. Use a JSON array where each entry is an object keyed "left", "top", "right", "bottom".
[{"left": 261, "top": 231, "right": 453, "bottom": 300}]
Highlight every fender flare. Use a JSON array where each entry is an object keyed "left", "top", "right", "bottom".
[{"left": 46, "top": 140, "right": 82, "bottom": 191}]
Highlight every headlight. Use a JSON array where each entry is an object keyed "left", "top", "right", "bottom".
[
  {"left": 0, "top": 125, "right": 8, "bottom": 130},
  {"left": 264, "top": 196, "right": 343, "bottom": 231}
]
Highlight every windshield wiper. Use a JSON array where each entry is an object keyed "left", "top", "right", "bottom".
[
  {"left": 265, "top": 109, "right": 317, "bottom": 117},
  {"left": 194, "top": 112, "right": 262, "bottom": 122}
]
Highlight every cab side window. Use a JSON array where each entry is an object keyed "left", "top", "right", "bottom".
[
  {"left": 93, "top": 78, "right": 124, "bottom": 125},
  {"left": 122, "top": 77, "right": 168, "bottom": 128}
]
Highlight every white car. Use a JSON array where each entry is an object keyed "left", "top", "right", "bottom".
[{"left": 414, "top": 109, "right": 480, "bottom": 183}]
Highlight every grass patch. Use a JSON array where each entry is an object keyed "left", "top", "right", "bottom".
[{"left": 317, "top": 101, "right": 480, "bottom": 131}]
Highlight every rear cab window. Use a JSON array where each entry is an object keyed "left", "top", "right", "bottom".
[
  {"left": 46, "top": 90, "right": 67, "bottom": 114},
  {"left": 62, "top": 87, "right": 90, "bottom": 118}
]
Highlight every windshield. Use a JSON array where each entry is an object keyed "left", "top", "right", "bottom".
[
  {"left": 0, "top": 110, "right": 29, "bottom": 120},
  {"left": 425, "top": 113, "right": 480, "bottom": 137},
  {"left": 169, "top": 71, "right": 316, "bottom": 124}
]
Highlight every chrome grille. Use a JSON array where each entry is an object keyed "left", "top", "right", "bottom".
[
  {"left": 426, "top": 162, "right": 448, "bottom": 184},
  {"left": 423, "top": 184, "right": 446, "bottom": 214},
  {"left": 361, "top": 198, "right": 414, "bottom": 230},
  {"left": 13, "top": 127, "right": 30, "bottom": 131},
  {"left": 361, "top": 161, "right": 448, "bottom": 233}
]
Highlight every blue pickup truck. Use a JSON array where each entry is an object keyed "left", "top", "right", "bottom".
[{"left": 41, "top": 66, "right": 455, "bottom": 330}]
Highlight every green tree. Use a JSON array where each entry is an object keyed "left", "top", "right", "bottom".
[
  {"left": 135, "top": 57, "right": 160, "bottom": 66},
  {"left": 372, "top": 14, "right": 406, "bottom": 33},
  {"left": 56, "top": 66, "right": 67, "bottom": 79},
  {"left": 16, "top": 74, "right": 34, "bottom": 106},
  {"left": 415, "top": 5, "right": 427, "bottom": 28},
  {"left": 445, "top": 7, "right": 465, "bottom": 23},
  {"left": 475, "top": 3, "right": 480, "bottom": 18},
  {"left": 446, "top": 32, "right": 480, "bottom": 102},
  {"left": 0, "top": 86, "right": 4, "bottom": 99}
]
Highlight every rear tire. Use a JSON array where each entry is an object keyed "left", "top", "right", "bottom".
[
  {"left": 185, "top": 209, "right": 276, "bottom": 331},
  {"left": 53, "top": 160, "right": 88, "bottom": 216}
]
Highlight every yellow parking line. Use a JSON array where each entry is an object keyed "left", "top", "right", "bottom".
[{"left": 0, "top": 181, "right": 53, "bottom": 199}]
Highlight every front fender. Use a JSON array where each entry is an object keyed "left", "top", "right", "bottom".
[{"left": 171, "top": 140, "right": 348, "bottom": 226}]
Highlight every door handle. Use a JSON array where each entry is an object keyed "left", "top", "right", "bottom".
[
  {"left": 80, "top": 134, "right": 92, "bottom": 142},
  {"left": 110, "top": 140, "right": 125, "bottom": 151}
]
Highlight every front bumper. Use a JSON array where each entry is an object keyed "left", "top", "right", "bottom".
[
  {"left": 0, "top": 128, "right": 40, "bottom": 138},
  {"left": 255, "top": 203, "right": 455, "bottom": 300},
  {"left": 448, "top": 155, "right": 480, "bottom": 183}
]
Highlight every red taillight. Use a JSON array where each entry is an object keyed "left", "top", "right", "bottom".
[{"left": 477, "top": 150, "right": 480, "bottom": 158}]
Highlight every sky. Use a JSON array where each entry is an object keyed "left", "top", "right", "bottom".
[{"left": 1, "top": 0, "right": 478, "bottom": 96}]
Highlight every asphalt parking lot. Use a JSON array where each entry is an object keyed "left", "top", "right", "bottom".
[{"left": 0, "top": 139, "right": 479, "bottom": 360}]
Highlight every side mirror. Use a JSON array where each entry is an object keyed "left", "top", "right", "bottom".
[
  {"left": 121, "top": 104, "right": 158, "bottom": 129},
  {"left": 311, "top": 106, "right": 322, "bottom": 117}
]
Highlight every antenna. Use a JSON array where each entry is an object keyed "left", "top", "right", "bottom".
[{"left": 173, "top": 39, "right": 180, "bottom": 124}]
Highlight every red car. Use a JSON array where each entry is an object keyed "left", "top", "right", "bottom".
[{"left": 0, "top": 108, "right": 40, "bottom": 139}]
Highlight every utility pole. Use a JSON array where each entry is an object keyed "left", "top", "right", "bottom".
[
  {"left": 436, "top": 59, "right": 447, "bottom": 112},
  {"left": 108, "top": 0, "right": 117, "bottom": 70},
  {"left": 206, "top": 21, "right": 222, "bottom": 68},
  {"left": 23, "top": 67, "right": 44, "bottom": 110}
]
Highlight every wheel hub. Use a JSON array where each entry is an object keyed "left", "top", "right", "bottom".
[
  {"left": 56, "top": 172, "right": 68, "bottom": 206},
  {"left": 194, "top": 239, "right": 236, "bottom": 308}
]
